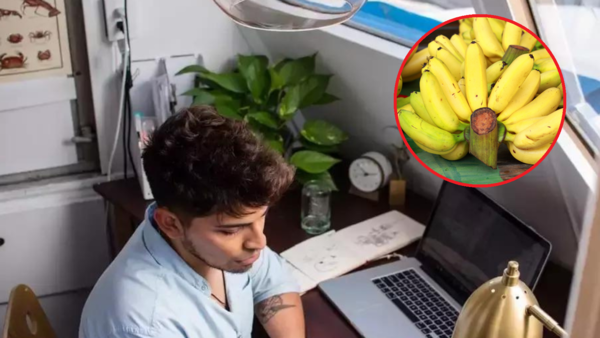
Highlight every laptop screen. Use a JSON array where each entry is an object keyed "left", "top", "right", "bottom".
[{"left": 415, "top": 183, "right": 552, "bottom": 305}]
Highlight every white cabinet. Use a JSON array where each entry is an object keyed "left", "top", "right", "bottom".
[{"left": 0, "top": 195, "right": 110, "bottom": 303}]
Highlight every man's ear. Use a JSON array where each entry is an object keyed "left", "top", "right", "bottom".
[{"left": 154, "top": 208, "right": 184, "bottom": 240}]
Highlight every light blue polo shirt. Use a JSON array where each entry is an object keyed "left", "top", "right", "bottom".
[{"left": 79, "top": 204, "right": 300, "bottom": 338}]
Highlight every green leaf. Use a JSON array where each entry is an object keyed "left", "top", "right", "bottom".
[
  {"left": 198, "top": 72, "right": 247, "bottom": 93},
  {"left": 215, "top": 100, "right": 242, "bottom": 120},
  {"left": 314, "top": 92, "right": 339, "bottom": 105},
  {"left": 278, "top": 54, "right": 316, "bottom": 86},
  {"left": 298, "top": 74, "right": 332, "bottom": 108},
  {"left": 192, "top": 90, "right": 215, "bottom": 106},
  {"left": 176, "top": 65, "right": 209, "bottom": 75},
  {"left": 396, "top": 96, "right": 411, "bottom": 110},
  {"left": 268, "top": 67, "right": 285, "bottom": 95},
  {"left": 265, "top": 136, "right": 284, "bottom": 154},
  {"left": 295, "top": 169, "right": 338, "bottom": 191},
  {"left": 290, "top": 150, "right": 340, "bottom": 174},
  {"left": 274, "top": 58, "right": 292, "bottom": 72},
  {"left": 181, "top": 88, "right": 206, "bottom": 96},
  {"left": 300, "top": 120, "right": 348, "bottom": 146},
  {"left": 279, "top": 85, "right": 302, "bottom": 120},
  {"left": 238, "top": 55, "right": 270, "bottom": 103},
  {"left": 299, "top": 137, "right": 339, "bottom": 154},
  {"left": 247, "top": 112, "right": 279, "bottom": 129}
]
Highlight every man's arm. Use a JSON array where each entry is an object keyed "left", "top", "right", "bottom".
[{"left": 255, "top": 292, "right": 305, "bottom": 338}]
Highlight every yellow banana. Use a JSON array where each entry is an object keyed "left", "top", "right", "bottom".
[
  {"left": 559, "top": 98, "right": 563, "bottom": 108},
  {"left": 402, "top": 48, "right": 431, "bottom": 78},
  {"left": 428, "top": 57, "right": 472, "bottom": 122},
  {"left": 421, "top": 60, "right": 431, "bottom": 74},
  {"left": 458, "top": 77, "right": 466, "bottom": 95},
  {"left": 538, "top": 70, "right": 561, "bottom": 93},
  {"left": 557, "top": 83, "right": 563, "bottom": 92},
  {"left": 464, "top": 18, "right": 474, "bottom": 26},
  {"left": 488, "top": 18, "right": 505, "bottom": 42},
  {"left": 486, "top": 60, "right": 508, "bottom": 85},
  {"left": 488, "top": 53, "right": 535, "bottom": 113},
  {"left": 410, "top": 91, "right": 436, "bottom": 125},
  {"left": 428, "top": 40, "right": 447, "bottom": 58},
  {"left": 441, "top": 141, "right": 469, "bottom": 161},
  {"left": 507, "top": 141, "right": 551, "bottom": 165},
  {"left": 403, "top": 72, "right": 422, "bottom": 82},
  {"left": 505, "top": 116, "right": 545, "bottom": 134},
  {"left": 399, "top": 103, "right": 414, "bottom": 113},
  {"left": 473, "top": 17, "right": 505, "bottom": 59},
  {"left": 415, "top": 141, "right": 458, "bottom": 155},
  {"left": 464, "top": 42, "right": 488, "bottom": 111},
  {"left": 460, "top": 22, "right": 472, "bottom": 35},
  {"left": 535, "top": 57, "right": 557, "bottom": 73},
  {"left": 530, "top": 48, "right": 550, "bottom": 61},
  {"left": 520, "top": 31, "right": 537, "bottom": 51},
  {"left": 436, "top": 49, "right": 462, "bottom": 81},
  {"left": 397, "top": 109, "right": 460, "bottom": 152},
  {"left": 513, "top": 109, "right": 563, "bottom": 149},
  {"left": 436, "top": 35, "right": 464, "bottom": 62},
  {"left": 406, "top": 47, "right": 417, "bottom": 64},
  {"left": 461, "top": 61, "right": 465, "bottom": 78},
  {"left": 420, "top": 71, "right": 461, "bottom": 132},
  {"left": 451, "top": 34, "right": 468, "bottom": 59},
  {"left": 498, "top": 70, "right": 540, "bottom": 120},
  {"left": 462, "top": 29, "right": 474, "bottom": 41},
  {"left": 503, "top": 87, "right": 562, "bottom": 124},
  {"left": 502, "top": 22, "right": 522, "bottom": 51}
]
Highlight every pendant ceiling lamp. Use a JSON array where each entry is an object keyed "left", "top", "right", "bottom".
[{"left": 212, "top": 0, "right": 366, "bottom": 31}]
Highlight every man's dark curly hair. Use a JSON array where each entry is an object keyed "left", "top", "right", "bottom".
[{"left": 142, "top": 105, "right": 295, "bottom": 223}]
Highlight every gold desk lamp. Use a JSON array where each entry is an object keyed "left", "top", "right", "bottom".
[{"left": 452, "top": 261, "right": 568, "bottom": 338}]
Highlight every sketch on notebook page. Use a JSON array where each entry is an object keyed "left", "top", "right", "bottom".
[{"left": 355, "top": 222, "right": 400, "bottom": 247}]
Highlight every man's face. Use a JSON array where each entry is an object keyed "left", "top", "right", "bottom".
[{"left": 180, "top": 206, "right": 269, "bottom": 273}]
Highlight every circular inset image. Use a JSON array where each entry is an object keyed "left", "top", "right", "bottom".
[{"left": 394, "top": 15, "right": 566, "bottom": 187}]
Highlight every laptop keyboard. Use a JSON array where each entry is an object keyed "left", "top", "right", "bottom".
[{"left": 372, "top": 269, "right": 459, "bottom": 338}]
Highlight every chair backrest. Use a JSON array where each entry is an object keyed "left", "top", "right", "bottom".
[{"left": 2, "top": 284, "right": 57, "bottom": 338}]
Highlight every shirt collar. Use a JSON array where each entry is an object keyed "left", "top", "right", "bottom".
[{"left": 142, "top": 203, "right": 211, "bottom": 295}]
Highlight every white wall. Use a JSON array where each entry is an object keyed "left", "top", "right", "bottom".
[
  {"left": 82, "top": 0, "right": 255, "bottom": 175},
  {"left": 243, "top": 25, "right": 587, "bottom": 270}
]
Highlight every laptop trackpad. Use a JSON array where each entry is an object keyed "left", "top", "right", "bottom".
[{"left": 348, "top": 303, "right": 424, "bottom": 338}]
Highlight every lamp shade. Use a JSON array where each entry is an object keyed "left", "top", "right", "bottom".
[
  {"left": 212, "top": 0, "right": 366, "bottom": 31},
  {"left": 452, "top": 261, "right": 568, "bottom": 338}
]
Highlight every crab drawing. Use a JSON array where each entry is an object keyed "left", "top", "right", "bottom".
[
  {"left": 22, "top": 0, "right": 60, "bottom": 17},
  {"left": 8, "top": 34, "right": 23, "bottom": 44},
  {"left": 0, "top": 53, "right": 27, "bottom": 71},
  {"left": 37, "top": 50, "right": 51, "bottom": 61},
  {"left": 0, "top": 8, "right": 22, "bottom": 19},
  {"left": 29, "top": 30, "right": 51, "bottom": 43}
]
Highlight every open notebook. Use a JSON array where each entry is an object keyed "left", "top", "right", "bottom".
[{"left": 282, "top": 210, "right": 425, "bottom": 294}]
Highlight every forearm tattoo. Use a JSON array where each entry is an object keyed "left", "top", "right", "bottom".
[{"left": 256, "top": 295, "right": 296, "bottom": 324}]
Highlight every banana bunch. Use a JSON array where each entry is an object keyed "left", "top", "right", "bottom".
[{"left": 398, "top": 16, "right": 564, "bottom": 166}]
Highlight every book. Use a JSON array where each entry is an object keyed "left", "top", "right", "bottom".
[{"left": 282, "top": 210, "right": 425, "bottom": 294}]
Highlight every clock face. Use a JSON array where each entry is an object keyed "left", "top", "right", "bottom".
[{"left": 349, "top": 158, "right": 383, "bottom": 193}]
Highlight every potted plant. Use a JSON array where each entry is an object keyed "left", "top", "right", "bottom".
[{"left": 177, "top": 53, "right": 348, "bottom": 190}]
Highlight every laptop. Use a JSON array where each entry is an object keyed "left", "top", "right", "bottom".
[{"left": 318, "top": 182, "right": 552, "bottom": 338}]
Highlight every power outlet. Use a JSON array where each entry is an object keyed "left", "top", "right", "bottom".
[{"left": 103, "top": 0, "right": 140, "bottom": 42}]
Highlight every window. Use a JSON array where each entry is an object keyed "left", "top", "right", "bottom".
[
  {"left": 344, "top": 0, "right": 475, "bottom": 47},
  {"left": 526, "top": 0, "right": 600, "bottom": 154}
]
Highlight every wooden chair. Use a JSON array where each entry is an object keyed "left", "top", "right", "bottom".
[{"left": 2, "top": 284, "right": 57, "bottom": 338}]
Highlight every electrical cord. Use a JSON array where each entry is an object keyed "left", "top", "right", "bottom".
[{"left": 106, "top": 1, "right": 139, "bottom": 183}]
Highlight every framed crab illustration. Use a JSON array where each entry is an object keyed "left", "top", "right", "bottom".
[{"left": 0, "top": 0, "right": 71, "bottom": 83}]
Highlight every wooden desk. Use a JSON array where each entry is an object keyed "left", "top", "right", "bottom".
[{"left": 93, "top": 179, "right": 572, "bottom": 338}]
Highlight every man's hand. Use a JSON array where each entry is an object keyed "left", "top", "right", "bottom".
[{"left": 255, "top": 292, "right": 305, "bottom": 338}]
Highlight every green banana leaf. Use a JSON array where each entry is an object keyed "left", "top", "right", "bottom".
[{"left": 405, "top": 136, "right": 503, "bottom": 185}]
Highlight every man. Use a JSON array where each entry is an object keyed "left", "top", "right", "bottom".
[{"left": 80, "top": 106, "right": 305, "bottom": 338}]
